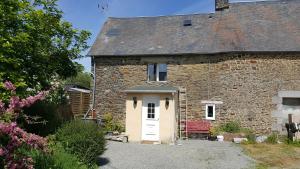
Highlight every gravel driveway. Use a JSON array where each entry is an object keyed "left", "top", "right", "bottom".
[{"left": 98, "top": 140, "right": 255, "bottom": 169}]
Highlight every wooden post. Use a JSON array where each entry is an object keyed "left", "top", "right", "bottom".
[{"left": 288, "top": 114, "right": 293, "bottom": 141}]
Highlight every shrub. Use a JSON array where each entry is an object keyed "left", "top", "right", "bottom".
[
  {"left": 28, "top": 149, "right": 62, "bottom": 169},
  {"left": 56, "top": 120, "right": 106, "bottom": 167},
  {"left": 0, "top": 81, "right": 49, "bottom": 169},
  {"left": 27, "top": 137, "right": 90, "bottom": 169},
  {"left": 209, "top": 126, "right": 223, "bottom": 137},
  {"left": 21, "top": 101, "right": 63, "bottom": 136},
  {"left": 52, "top": 144, "right": 90, "bottom": 169},
  {"left": 103, "top": 112, "right": 124, "bottom": 132},
  {"left": 245, "top": 133, "right": 256, "bottom": 144},
  {"left": 221, "top": 121, "right": 241, "bottom": 133},
  {"left": 266, "top": 133, "right": 278, "bottom": 144}
]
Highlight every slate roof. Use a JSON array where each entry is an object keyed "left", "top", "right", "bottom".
[
  {"left": 124, "top": 86, "right": 178, "bottom": 93},
  {"left": 89, "top": 0, "right": 300, "bottom": 56}
]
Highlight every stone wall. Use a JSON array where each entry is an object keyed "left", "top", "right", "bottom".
[{"left": 94, "top": 53, "right": 300, "bottom": 134}]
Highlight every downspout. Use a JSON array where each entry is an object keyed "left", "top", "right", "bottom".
[{"left": 92, "top": 56, "right": 96, "bottom": 109}]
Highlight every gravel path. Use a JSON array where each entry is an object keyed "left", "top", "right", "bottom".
[{"left": 98, "top": 140, "right": 255, "bottom": 169}]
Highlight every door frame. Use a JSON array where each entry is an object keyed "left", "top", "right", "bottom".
[{"left": 141, "top": 96, "right": 160, "bottom": 141}]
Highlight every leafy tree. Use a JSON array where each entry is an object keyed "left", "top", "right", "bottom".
[
  {"left": 0, "top": 0, "right": 91, "bottom": 93},
  {"left": 65, "top": 63, "right": 91, "bottom": 89}
]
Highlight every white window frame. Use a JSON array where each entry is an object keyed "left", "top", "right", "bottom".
[
  {"left": 147, "top": 63, "right": 167, "bottom": 82},
  {"left": 205, "top": 104, "right": 215, "bottom": 120}
]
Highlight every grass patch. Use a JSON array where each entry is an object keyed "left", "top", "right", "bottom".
[{"left": 242, "top": 143, "right": 300, "bottom": 169}]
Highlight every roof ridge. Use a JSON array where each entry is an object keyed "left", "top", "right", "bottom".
[{"left": 107, "top": 12, "right": 215, "bottom": 20}]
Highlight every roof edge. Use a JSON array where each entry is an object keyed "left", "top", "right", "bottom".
[{"left": 89, "top": 51, "right": 300, "bottom": 57}]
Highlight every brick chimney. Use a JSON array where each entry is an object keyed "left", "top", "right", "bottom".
[{"left": 215, "top": 0, "right": 229, "bottom": 11}]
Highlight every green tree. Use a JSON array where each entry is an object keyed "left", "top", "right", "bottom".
[
  {"left": 65, "top": 72, "right": 91, "bottom": 89},
  {"left": 65, "top": 63, "right": 91, "bottom": 89},
  {"left": 0, "top": 0, "right": 91, "bottom": 93}
]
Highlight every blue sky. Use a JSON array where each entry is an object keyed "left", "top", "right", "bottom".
[{"left": 57, "top": 0, "right": 262, "bottom": 72}]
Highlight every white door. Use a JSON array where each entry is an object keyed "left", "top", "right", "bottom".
[{"left": 142, "top": 96, "right": 160, "bottom": 141}]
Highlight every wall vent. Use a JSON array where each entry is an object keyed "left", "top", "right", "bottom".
[{"left": 183, "top": 20, "right": 192, "bottom": 26}]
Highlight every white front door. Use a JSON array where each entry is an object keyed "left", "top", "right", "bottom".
[{"left": 142, "top": 96, "right": 160, "bottom": 141}]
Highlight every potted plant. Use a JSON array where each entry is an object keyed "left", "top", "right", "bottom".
[{"left": 209, "top": 126, "right": 224, "bottom": 141}]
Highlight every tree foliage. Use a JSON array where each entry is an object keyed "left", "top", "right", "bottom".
[
  {"left": 65, "top": 63, "right": 91, "bottom": 89},
  {"left": 0, "top": 0, "right": 91, "bottom": 92}
]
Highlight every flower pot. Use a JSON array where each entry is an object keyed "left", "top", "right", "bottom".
[
  {"left": 217, "top": 135, "right": 224, "bottom": 142},
  {"left": 92, "top": 109, "right": 97, "bottom": 118}
]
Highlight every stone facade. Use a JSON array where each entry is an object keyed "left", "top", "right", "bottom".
[{"left": 94, "top": 53, "right": 300, "bottom": 134}]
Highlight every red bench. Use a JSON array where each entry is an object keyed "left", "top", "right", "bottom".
[{"left": 182, "top": 120, "right": 211, "bottom": 135}]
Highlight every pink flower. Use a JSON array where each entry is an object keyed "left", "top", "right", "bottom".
[
  {"left": 7, "top": 96, "right": 21, "bottom": 113},
  {"left": 0, "top": 100, "right": 4, "bottom": 113},
  {"left": 3, "top": 81, "right": 16, "bottom": 91},
  {"left": 0, "top": 122, "right": 47, "bottom": 169},
  {"left": 0, "top": 148, "right": 4, "bottom": 156}
]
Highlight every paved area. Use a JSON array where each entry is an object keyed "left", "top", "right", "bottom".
[{"left": 98, "top": 140, "right": 255, "bottom": 169}]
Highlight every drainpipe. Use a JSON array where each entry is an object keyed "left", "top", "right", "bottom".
[{"left": 92, "top": 56, "right": 96, "bottom": 109}]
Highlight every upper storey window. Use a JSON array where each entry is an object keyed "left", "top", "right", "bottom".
[{"left": 148, "top": 64, "right": 167, "bottom": 82}]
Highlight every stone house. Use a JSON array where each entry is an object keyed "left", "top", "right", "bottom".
[{"left": 88, "top": 0, "right": 300, "bottom": 143}]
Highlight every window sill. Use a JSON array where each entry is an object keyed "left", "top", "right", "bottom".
[
  {"left": 205, "top": 118, "right": 215, "bottom": 121},
  {"left": 147, "top": 81, "right": 168, "bottom": 83}
]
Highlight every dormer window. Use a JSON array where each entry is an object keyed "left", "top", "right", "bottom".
[{"left": 148, "top": 63, "right": 167, "bottom": 82}]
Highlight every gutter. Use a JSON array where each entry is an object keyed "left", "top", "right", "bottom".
[{"left": 124, "top": 90, "right": 177, "bottom": 93}]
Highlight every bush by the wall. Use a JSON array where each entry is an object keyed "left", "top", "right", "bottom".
[
  {"left": 221, "top": 121, "right": 241, "bottom": 133},
  {"left": 55, "top": 120, "right": 106, "bottom": 167},
  {"left": 266, "top": 133, "right": 278, "bottom": 144},
  {"left": 103, "top": 112, "right": 124, "bottom": 133},
  {"left": 245, "top": 133, "right": 256, "bottom": 144}
]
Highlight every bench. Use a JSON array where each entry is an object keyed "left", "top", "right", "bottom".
[{"left": 182, "top": 120, "right": 211, "bottom": 139}]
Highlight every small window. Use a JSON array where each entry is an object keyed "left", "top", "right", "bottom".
[
  {"left": 283, "top": 98, "right": 300, "bottom": 106},
  {"left": 183, "top": 19, "right": 192, "bottom": 26},
  {"left": 147, "top": 103, "right": 155, "bottom": 119},
  {"left": 147, "top": 63, "right": 167, "bottom": 82},
  {"left": 206, "top": 104, "right": 215, "bottom": 120}
]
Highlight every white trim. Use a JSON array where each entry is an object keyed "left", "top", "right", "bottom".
[
  {"left": 205, "top": 104, "right": 215, "bottom": 120},
  {"left": 278, "top": 91, "right": 300, "bottom": 98},
  {"left": 68, "top": 88, "right": 90, "bottom": 93},
  {"left": 156, "top": 64, "right": 159, "bottom": 81},
  {"left": 124, "top": 90, "right": 177, "bottom": 93},
  {"left": 201, "top": 100, "right": 223, "bottom": 104}
]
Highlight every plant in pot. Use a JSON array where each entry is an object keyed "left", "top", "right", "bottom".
[{"left": 209, "top": 126, "right": 224, "bottom": 141}]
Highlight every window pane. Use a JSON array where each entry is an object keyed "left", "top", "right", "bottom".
[
  {"left": 147, "top": 103, "right": 155, "bottom": 119},
  {"left": 148, "top": 64, "right": 156, "bottom": 81},
  {"left": 147, "top": 103, "right": 151, "bottom": 118},
  {"left": 152, "top": 104, "right": 155, "bottom": 118},
  {"left": 283, "top": 98, "right": 300, "bottom": 106},
  {"left": 158, "top": 64, "right": 167, "bottom": 81},
  {"left": 208, "top": 106, "right": 214, "bottom": 117}
]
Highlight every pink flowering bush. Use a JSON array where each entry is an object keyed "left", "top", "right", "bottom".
[
  {"left": 0, "top": 81, "right": 48, "bottom": 169},
  {"left": 0, "top": 123, "right": 47, "bottom": 169},
  {"left": 3, "top": 81, "right": 16, "bottom": 91},
  {"left": 1, "top": 81, "right": 47, "bottom": 122}
]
